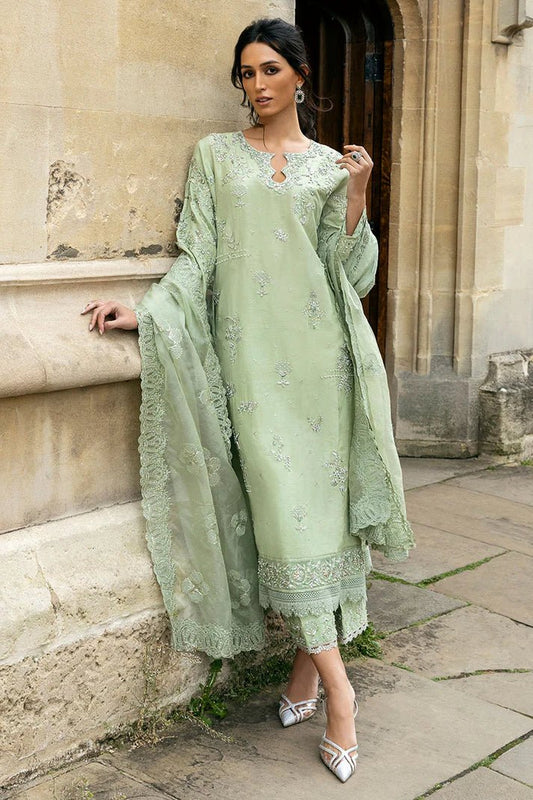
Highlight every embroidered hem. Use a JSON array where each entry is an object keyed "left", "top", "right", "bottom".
[{"left": 170, "top": 618, "right": 266, "bottom": 660}]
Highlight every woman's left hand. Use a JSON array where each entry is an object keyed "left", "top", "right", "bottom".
[{"left": 336, "top": 144, "right": 373, "bottom": 199}]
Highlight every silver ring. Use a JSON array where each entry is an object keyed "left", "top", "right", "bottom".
[{"left": 351, "top": 151, "right": 362, "bottom": 162}]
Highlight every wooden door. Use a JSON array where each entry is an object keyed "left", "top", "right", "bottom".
[{"left": 296, "top": 0, "right": 393, "bottom": 358}]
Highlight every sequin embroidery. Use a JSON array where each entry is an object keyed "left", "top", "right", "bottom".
[
  {"left": 238, "top": 400, "right": 258, "bottom": 413},
  {"left": 303, "top": 291, "right": 324, "bottom": 330},
  {"left": 271, "top": 434, "right": 291, "bottom": 471},
  {"left": 323, "top": 450, "right": 348, "bottom": 492},
  {"left": 224, "top": 316, "right": 242, "bottom": 364},
  {"left": 253, "top": 270, "right": 272, "bottom": 296},
  {"left": 322, "top": 344, "right": 354, "bottom": 393}
]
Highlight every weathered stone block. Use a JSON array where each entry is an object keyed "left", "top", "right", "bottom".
[{"left": 479, "top": 349, "right": 533, "bottom": 456}]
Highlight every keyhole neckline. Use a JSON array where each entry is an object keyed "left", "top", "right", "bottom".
[{"left": 238, "top": 130, "right": 317, "bottom": 157}]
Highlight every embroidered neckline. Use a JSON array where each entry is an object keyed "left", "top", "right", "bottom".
[
  {"left": 236, "top": 129, "right": 319, "bottom": 158},
  {"left": 234, "top": 131, "right": 321, "bottom": 187}
]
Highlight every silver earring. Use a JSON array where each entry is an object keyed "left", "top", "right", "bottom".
[{"left": 295, "top": 85, "right": 305, "bottom": 104}]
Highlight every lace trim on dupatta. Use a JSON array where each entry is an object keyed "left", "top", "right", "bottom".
[{"left": 136, "top": 309, "right": 265, "bottom": 658}]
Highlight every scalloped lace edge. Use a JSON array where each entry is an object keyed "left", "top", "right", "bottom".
[
  {"left": 136, "top": 309, "right": 267, "bottom": 657},
  {"left": 170, "top": 618, "right": 266, "bottom": 659}
]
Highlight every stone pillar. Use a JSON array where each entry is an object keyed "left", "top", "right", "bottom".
[{"left": 387, "top": 0, "right": 533, "bottom": 456}]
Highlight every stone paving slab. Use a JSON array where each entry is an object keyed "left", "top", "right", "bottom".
[
  {"left": 367, "top": 576, "right": 465, "bottom": 632},
  {"left": 381, "top": 605, "right": 533, "bottom": 677},
  {"left": 430, "top": 551, "right": 533, "bottom": 626},
  {"left": 370, "top": 523, "right": 505, "bottom": 583},
  {"left": 426, "top": 766, "right": 533, "bottom": 799},
  {"left": 4, "top": 759, "right": 175, "bottom": 800},
  {"left": 490, "top": 736, "right": 533, "bottom": 787},
  {"left": 90, "top": 658, "right": 532, "bottom": 800},
  {"left": 399, "top": 456, "right": 500, "bottom": 490},
  {"left": 449, "top": 670, "right": 533, "bottom": 717},
  {"left": 448, "top": 464, "right": 533, "bottom": 506},
  {"left": 405, "top": 483, "right": 533, "bottom": 555}
]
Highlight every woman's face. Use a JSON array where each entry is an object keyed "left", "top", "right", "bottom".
[{"left": 240, "top": 42, "right": 302, "bottom": 119}]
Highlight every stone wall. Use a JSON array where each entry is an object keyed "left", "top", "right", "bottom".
[
  {"left": 387, "top": 0, "right": 533, "bottom": 456},
  {"left": 0, "top": 0, "right": 292, "bottom": 787}
]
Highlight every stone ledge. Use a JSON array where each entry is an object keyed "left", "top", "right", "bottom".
[
  {"left": 0, "top": 501, "right": 161, "bottom": 664},
  {"left": 0, "top": 258, "right": 171, "bottom": 398}
]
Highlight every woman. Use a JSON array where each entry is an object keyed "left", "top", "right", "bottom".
[{"left": 82, "top": 18, "right": 415, "bottom": 783}]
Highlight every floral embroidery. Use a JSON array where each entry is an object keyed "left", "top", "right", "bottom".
[
  {"left": 271, "top": 434, "right": 291, "bottom": 471},
  {"left": 228, "top": 570, "right": 252, "bottom": 608},
  {"left": 362, "top": 354, "right": 384, "bottom": 375},
  {"left": 322, "top": 344, "right": 354, "bottom": 393},
  {"left": 293, "top": 194, "right": 315, "bottom": 225},
  {"left": 198, "top": 388, "right": 214, "bottom": 407},
  {"left": 307, "top": 415, "right": 322, "bottom": 433},
  {"left": 238, "top": 400, "right": 258, "bottom": 413},
  {"left": 181, "top": 570, "right": 209, "bottom": 603},
  {"left": 275, "top": 360, "right": 292, "bottom": 387},
  {"left": 221, "top": 169, "right": 248, "bottom": 207},
  {"left": 253, "top": 270, "right": 272, "bottom": 296},
  {"left": 179, "top": 445, "right": 221, "bottom": 486},
  {"left": 204, "top": 450, "right": 221, "bottom": 486},
  {"left": 323, "top": 450, "right": 348, "bottom": 492},
  {"left": 205, "top": 513, "right": 219, "bottom": 546},
  {"left": 274, "top": 228, "right": 289, "bottom": 242},
  {"left": 225, "top": 382, "right": 236, "bottom": 399},
  {"left": 258, "top": 548, "right": 367, "bottom": 590},
  {"left": 303, "top": 290, "right": 324, "bottom": 329},
  {"left": 162, "top": 325, "right": 184, "bottom": 359},
  {"left": 224, "top": 316, "right": 242, "bottom": 364},
  {"left": 179, "top": 444, "right": 204, "bottom": 474},
  {"left": 292, "top": 505, "right": 308, "bottom": 532},
  {"left": 218, "top": 219, "right": 242, "bottom": 254},
  {"left": 212, "top": 289, "right": 221, "bottom": 306},
  {"left": 230, "top": 509, "right": 248, "bottom": 537}
]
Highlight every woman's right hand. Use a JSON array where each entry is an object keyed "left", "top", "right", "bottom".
[{"left": 81, "top": 300, "right": 138, "bottom": 334}]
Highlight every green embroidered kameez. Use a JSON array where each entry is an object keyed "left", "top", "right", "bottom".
[{"left": 135, "top": 132, "right": 415, "bottom": 658}]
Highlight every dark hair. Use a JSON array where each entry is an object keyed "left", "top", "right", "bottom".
[{"left": 231, "top": 18, "right": 321, "bottom": 140}]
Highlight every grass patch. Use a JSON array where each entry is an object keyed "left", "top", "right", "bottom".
[
  {"left": 520, "top": 458, "right": 533, "bottom": 466},
  {"left": 411, "top": 730, "right": 533, "bottom": 798},
  {"left": 369, "top": 571, "right": 414, "bottom": 586},
  {"left": 433, "top": 667, "right": 531, "bottom": 681},
  {"left": 390, "top": 661, "right": 415, "bottom": 673},
  {"left": 340, "top": 621, "right": 384, "bottom": 660},
  {"left": 416, "top": 553, "right": 504, "bottom": 586}
]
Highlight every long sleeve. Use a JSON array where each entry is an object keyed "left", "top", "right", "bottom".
[
  {"left": 317, "top": 173, "right": 379, "bottom": 299},
  {"left": 133, "top": 137, "right": 265, "bottom": 659},
  {"left": 317, "top": 169, "right": 415, "bottom": 563}
]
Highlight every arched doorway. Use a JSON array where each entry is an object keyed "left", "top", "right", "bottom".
[{"left": 296, "top": 0, "right": 394, "bottom": 358}]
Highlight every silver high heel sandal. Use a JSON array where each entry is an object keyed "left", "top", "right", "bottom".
[
  {"left": 319, "top": 696, "right": 359, "bottom": 783},
  {"left": 278, "top": 693, "right": 319, "bottom": 727}
]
